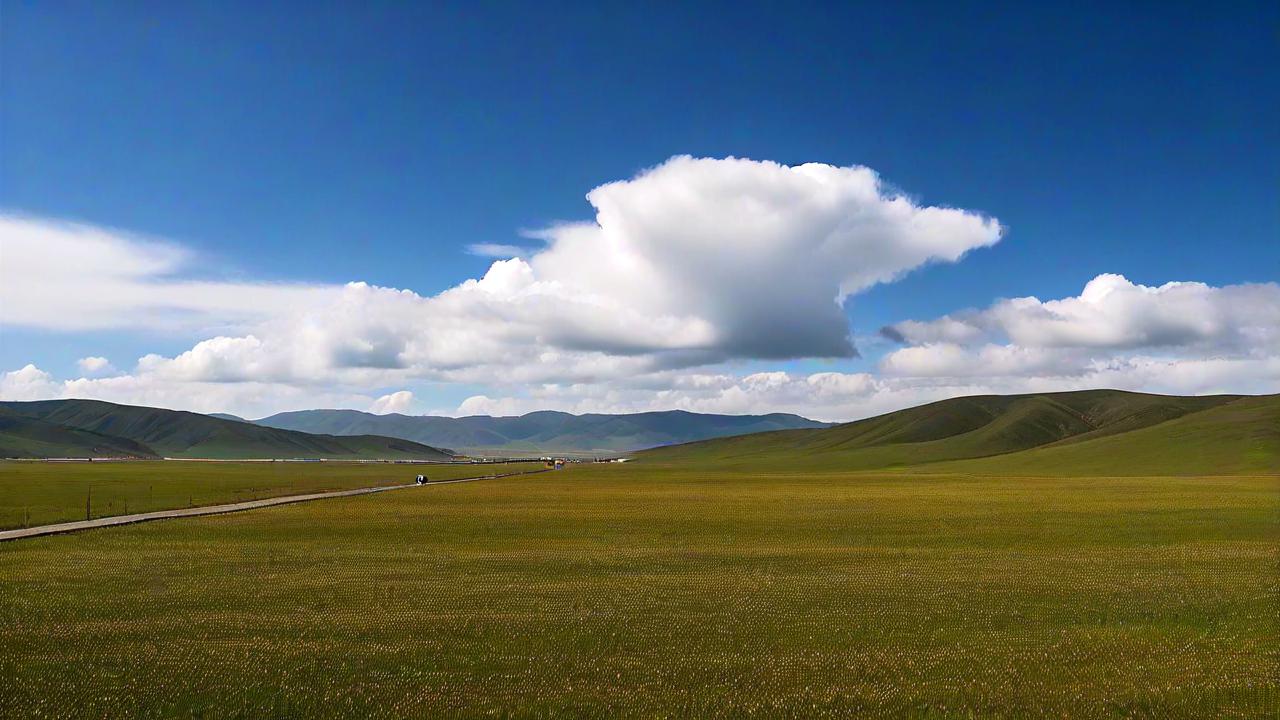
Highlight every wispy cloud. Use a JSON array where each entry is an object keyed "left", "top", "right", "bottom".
[
  {"left": 0, "top": 214, "right": 336, "bottom": 333},
  {"left": 465, "top": 243, "right": 529, "bottom": 258}
]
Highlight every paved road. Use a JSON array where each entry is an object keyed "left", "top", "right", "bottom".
[{"left": 0, "top": 468, "right": 546, "bottom": 543}]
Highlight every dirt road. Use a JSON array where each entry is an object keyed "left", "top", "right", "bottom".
[{"left": 0, "top": 468, "right": 545, "bottom": 542}]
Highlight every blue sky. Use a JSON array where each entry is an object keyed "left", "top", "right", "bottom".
[{"left": 2, "top": 2, "right": 1277, "bottom": 419}]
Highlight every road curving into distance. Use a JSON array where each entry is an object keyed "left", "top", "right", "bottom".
[{"left": 0, "top": 466, "right": 550, "bottom": 542}]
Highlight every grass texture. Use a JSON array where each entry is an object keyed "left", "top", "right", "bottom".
[{"left": 2, "top": 463, "right": 1275, "bottom": 718}]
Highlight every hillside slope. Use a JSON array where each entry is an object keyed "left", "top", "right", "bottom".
[
  {"left": 0, "top": 409, "right": 158, "bottom": 458},
  {"left": 255, "top": 408, "right": 831, "bottom": 453},
  {"left": 640, "top": 390, "right": 1263, "bottom": 473},
  {"left": 0, "top": 400, "right": 455, "bottom": 460},
  {"left": 938, "top": 394, "right": 1280, "bottom": 476}
]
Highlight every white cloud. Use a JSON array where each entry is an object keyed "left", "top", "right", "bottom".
[
  {"left": 0, "top": 363, "right": 391, "bottom": 419},
  {"left": 875, "top": 274, "right": 1280, "bottom": 397},
  {"left": 76, "top": 356, "right": 115, "bottom": 376},
  {"left": 880, "top": 343, "right": 1082, "bottom": 378},
  {"left": 0, "top": 214, "right": 337, "bottom": 333},
  {"left": 884, "top": 274, "right": 1280, "bottom": 353},
  {"left": 0, "top": 364, "right": 59, "bottom": 401},
  {"left": 525, "top": 156, "right": 1003, "bottom": 359},
  {"left": 466, "top": 243, "right": 529, "bottom": 258},
  {"left": 369, "top": 390, "right": 415, "bottom": 415},
  {"left": 456, "top": 394, "right": 531, "bottom": 417}
]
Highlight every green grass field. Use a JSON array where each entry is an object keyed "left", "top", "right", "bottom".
[
  {"left": 0, "top": 460, "right": 544, "bottom": 529},
  {"left": 2, "top": 462, "right": 1276, "bottom": 718}
]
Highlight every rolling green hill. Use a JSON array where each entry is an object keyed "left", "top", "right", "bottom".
[
  {"left": 0, "top": 400, "right": 455, "bottom": 460},
  {"left": 640, "top": 390, "right": 1275, "bottom": 475},
  {"left": 941, "top": 393, "right": 1280, "bottom": 476},
  {"left": 0, "top": 408, "right": 158, "bottom": 459}
]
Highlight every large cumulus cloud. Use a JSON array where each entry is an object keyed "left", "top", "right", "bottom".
[{"left": 525, "top": 156, "right": 1003, "bottom": 359}]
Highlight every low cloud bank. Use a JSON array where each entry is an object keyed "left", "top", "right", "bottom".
[{"left": 879, "top": 274, "right": 1280, "bottom": 389}]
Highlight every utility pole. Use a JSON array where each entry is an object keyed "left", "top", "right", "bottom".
[{"left": 86, "top": 485, "right": 92, "bottom": 521}]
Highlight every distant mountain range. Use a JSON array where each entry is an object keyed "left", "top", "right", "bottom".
[
  {"left": 253, "top": 409, "right": 833, "bottom": 454},
  {"left": 0, "top": 400, "right": 454, "bottom": 460},
  {"left": 641, "top": 389, "right": 1280, "bottom": 476},
  {"left": 0, "top": 400, "right": 830, "bottom": 459},
  {"left": 7, "top": 391, "right": 1273, "bottom": 471}
]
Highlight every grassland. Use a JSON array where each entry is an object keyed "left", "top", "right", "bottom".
[
  {"left": 935, "top": 395, "right": 1280, "bottom": 476},
  {"left": 0, "top": 460, "right": 544, "bottom": 529},
  {"left": 2, "top": 462, "right": 1276, "bottom": 718}
]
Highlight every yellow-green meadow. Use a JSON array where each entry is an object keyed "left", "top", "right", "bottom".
[{"left": 2, "top": 462, "right": 1275, "bottom": 718}]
